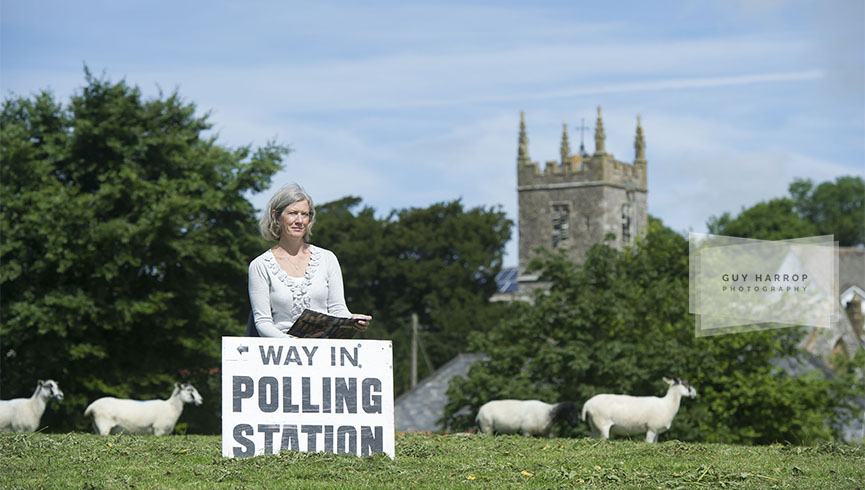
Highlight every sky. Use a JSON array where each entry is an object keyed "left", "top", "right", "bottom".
[{"left": 2, "top": 0, "right": 863, "bottom": 266}]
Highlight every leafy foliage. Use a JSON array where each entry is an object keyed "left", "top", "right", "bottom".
[
  {"left": 0, "top": 70, "right": 287, "bottom": 432},
  {"left": 789, "top": 176, "right": 865, "bottom": 246},
  {"left": 314, "top": 198, "right": 515, "bottom": 394},
  {"left": 443, "top": 218, "right": 864, "bottom": 444},
  {"left": 708, "top": 176, "right": 864, "bottom": 246}
]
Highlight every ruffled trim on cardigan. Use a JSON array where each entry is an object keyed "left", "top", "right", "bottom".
[{"left": 264, "top": 246, "right": 321, "bottom": 324}]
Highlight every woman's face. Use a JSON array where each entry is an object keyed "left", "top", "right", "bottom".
[{"left": 278, "top": 200, "right": 311, "bottom": 240}]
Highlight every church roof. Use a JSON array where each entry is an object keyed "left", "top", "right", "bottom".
[
  {"left": 393, "top": 353, "right": 488, "bottom": 432},
  {"left": 839, "top": 247, "right": 865, "bottom": 294}
]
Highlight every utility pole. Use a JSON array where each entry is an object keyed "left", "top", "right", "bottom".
[{"left": 411, "top": 313, "right": 419, "bottom": 389}]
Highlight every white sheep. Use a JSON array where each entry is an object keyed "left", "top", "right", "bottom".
[
  {"left": 581, "top": 377, "right": 697, "bottom": 443},
  {"left": 476, "top": 399, "right": 581, "bottom": 437},
  {"left": 84, "top": 382, "right": 203, "bottom": 435},
  {"left": 0, "top": 379, "right": 65, "bottom": 433}
]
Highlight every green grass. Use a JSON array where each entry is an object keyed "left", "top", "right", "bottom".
[{"left": 1, "top": 432, "right": 862, "bottom": 489}]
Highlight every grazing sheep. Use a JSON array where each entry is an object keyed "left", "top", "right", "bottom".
[
  {"left": 476, "top": 399, "right": 581, "bottom": 437},
  {"left": 84, "top": 383, "right": 203, "bottom": 435},
  {"left": 0, "top": 379, "right": 65, "bottom": 433},
  {"left": 581, "top": 377, "right": 697, "bottom": 443}
]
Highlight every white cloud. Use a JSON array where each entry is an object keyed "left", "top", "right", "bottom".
[{"left": 643, "top": 112, "right": 863, "bottom": 235}]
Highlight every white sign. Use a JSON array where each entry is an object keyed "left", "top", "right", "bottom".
[{"left": 221, "top": 337, "right": 394, "bottom": 459}]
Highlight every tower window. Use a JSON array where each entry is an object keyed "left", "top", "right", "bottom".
[
  {"left": 552, "top": 204, "right": 570, "bottom": 248},
  {"left": 621, "top": 203, "right": 632, "bottom": 244}
]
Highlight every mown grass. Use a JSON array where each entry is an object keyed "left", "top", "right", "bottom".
[{"left": 1, "top": 432, "right": 862, "bottom": 489}]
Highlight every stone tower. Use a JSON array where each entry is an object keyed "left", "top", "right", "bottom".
[{"left": 517, "top": 107, "right": 648, "bottom": 273}]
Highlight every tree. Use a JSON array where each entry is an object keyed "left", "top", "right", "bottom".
[
  {"left": 708, "top": 176, "right": 864, "bottom": 246},
  {"left": 0, "top": 70, "right": 287, "bottom": 432},
  {"left": 313, "top": 196, "right": 385, "bottom": 315},
  {"left": 313, "top": 198, "right": 514, "bottom": 394},
  {"left": 789, "top": 176, "right": 865, "bottom": 246},
  {"left": 443, "top": 218, "right": 864, "bottom": 444}
]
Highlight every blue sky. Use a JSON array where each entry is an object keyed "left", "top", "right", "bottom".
[{"left": 2, "top": 0, "right": 863, "bottom": 266}]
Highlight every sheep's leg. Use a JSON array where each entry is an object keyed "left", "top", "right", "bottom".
[
  {"left": 585, "top": 414, "right": 601, "bottom": 439},
  {"left": 93, "top": 418, "right": 114, "bottom": 436},
  {"left": 645, "top": 430, "right": 657, "bottom": 443},
  {"left": 599, "top": 423, "right": 612, "bottom": 440},
  {"left": 154, "top": 422, "right": 174, "bottom": 436}
]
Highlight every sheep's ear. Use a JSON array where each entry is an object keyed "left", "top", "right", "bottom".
[
  {"left": 38, "top": 379, "right": 44, "bottom": 386},
  {"left": 663, "top": 377, "right": 673, "bottom": 385}
]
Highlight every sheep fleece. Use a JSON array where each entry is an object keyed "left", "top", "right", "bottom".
[{"left": 476, "top": 400, "right": 556, "bottom": 436}]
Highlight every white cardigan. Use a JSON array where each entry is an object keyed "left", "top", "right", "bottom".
[{"left": 248, "top": 245, "right": 351, "bottom": 337}]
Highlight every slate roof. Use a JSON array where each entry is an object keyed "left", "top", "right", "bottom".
[
  {"left": 839, "top": 248, "right": 865, "bottom": 294},
  {"left": 394, "top": 353, "right": 488, "bottom": 432}
]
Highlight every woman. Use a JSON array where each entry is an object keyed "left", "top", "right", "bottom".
[{"left": 248, "top": 183, "right": 372, "bottom": 337}]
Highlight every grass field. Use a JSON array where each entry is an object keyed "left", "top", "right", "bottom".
[{"left": 2, "top": 432, "right": 863, "bottom": 489}]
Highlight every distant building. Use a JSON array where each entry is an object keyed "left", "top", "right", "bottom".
[{"left": 495, "top": 106, "right": 649, "bottom": 301}]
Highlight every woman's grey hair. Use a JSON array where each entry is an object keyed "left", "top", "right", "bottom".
[{"left": 259, "top": 183, "right": 316, "bottom": 242}]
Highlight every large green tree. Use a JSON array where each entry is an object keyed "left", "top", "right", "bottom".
[
  {"left": 789, "top": 176, "right": 865, "bottom": 246},
  {"left": 313, "top": 197, "right": 514, "bottom": 394},
  {"left": 0, "top": 71, "right": 286, "bottom": 432},
  {"left": 443, "top": 218, "right": 864, "bottom": 444},
  {"left": 708, "top": 176, "right": 864, "bottom": 245}
]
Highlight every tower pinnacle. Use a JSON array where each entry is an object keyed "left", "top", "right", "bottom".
[
  {"left": 594, "top": 106, "right": 606, "bottom": 155},
  {"left": 634, "top": 115, "right": 646, "bottom": 163},
  {"left": 560, "top": 122, "right": 571, "bottom": 165},
  {"left": 518, "top": 110, "right": 530, "bottom": 165}
]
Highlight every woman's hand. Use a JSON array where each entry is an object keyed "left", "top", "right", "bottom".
[{"left": 351, "top": 314, "right": 372, "bottom": 332}]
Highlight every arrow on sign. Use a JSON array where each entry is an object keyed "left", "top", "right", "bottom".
[{"left": 237, "top": 345, "right": 249, "bottom": 355}]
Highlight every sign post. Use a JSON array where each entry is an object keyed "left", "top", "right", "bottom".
[{"left": 221, "top": 336, "right": 394, "bottom": 458}]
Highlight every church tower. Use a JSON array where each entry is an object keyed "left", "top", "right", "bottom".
[{"left": 516, "top": 107, "right": 649, "bottom": 274}]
